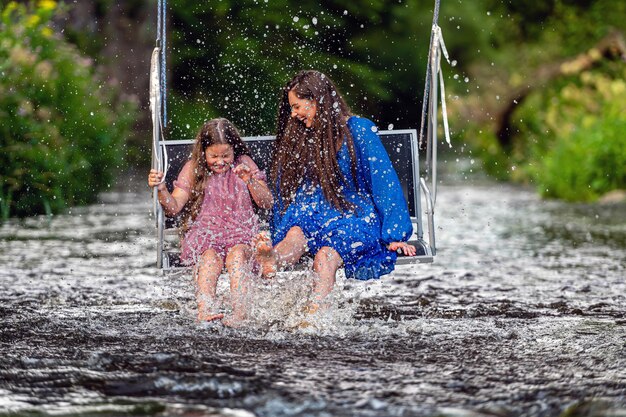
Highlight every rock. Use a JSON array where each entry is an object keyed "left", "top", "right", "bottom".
[{"left": 598, "top": 189, "right": 626, "bottom": 204}]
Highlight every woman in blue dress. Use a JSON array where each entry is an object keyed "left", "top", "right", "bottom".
[{"left": 258, "top": 70, "right": 415, "bottom": 308}]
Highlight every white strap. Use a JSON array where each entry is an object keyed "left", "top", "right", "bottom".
[
  {"left": 150, "top": 46, "right": 168, "bottom": 184},
  {"left": 159, "top": 129, "right": 169, "bottom": 184},
  {"left": 434, "top": 25, "right": 452, "bottom": 148}
]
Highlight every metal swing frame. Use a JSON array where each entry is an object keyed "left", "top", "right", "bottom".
[{"left": 150, "top": 0, "right": 451, "bottom": 270}]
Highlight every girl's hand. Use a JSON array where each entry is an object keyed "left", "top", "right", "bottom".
[
  {"left": 148, "top": 169, "right": 166, "bottom": 191},
  {"left": 233, "top": 163, "right": 252, "bottom": 184},
  {"left": 388, "top": 241, "right": 416, "bottom": 256}
]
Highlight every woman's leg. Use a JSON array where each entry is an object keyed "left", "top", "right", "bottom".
[
  {"left": 224, "top": 244, "right": 253, "bottom": 325},
  {"left": 257, "top": 226, "right": 308, "bottom": 277},
  {"left": 310, "top": 246, "right": 343, "bottom": 308},
  {"left": 195, "top": 248, "right": 224, "bottom": 321}
]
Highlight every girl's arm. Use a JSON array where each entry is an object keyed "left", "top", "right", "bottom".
[
  {"left": 233, "top": 163, "right": 274, "bottom": 209},
  {"left": 245, "top": 177, "right": 273, "bottom": 209},
  {"left": 148, "top": 169, "right": 190, "bottom": 216}
]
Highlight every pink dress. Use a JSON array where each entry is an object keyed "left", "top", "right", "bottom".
[{"left": 174, "top": 155, "right": 266, "bottom": 265}]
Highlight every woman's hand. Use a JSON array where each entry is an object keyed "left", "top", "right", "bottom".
[
  {"left": 388, "top": 241, "right": 416, "bottom": 256},
  {"left": 148, "top": 169, "right": 166, "bottom": 191},
  {"left": 233, "top": 163, "right": 252, "bottom": 184}
]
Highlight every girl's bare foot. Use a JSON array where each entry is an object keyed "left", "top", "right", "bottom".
[
  {"left": 254, "top": 233, "right": 277, "bottom": 278},
  {"left": 198, "top": 311, "right": 224, "bottom": 322},
  {"left": 222, "top": 312, "right": 246, "bottom": 328},
  {"left": 197, "top": 300, "right": 224, "bottom": 322}
]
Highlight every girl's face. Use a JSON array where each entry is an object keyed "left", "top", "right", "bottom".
[
  {"left": 288, "top": 89, "right": 316, "bottom": 128},
  {"left": 205, "top": 143, "right": 234, "bottom": 174}
]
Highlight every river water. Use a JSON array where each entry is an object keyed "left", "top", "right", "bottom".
[{"left": 1, "top": 174, "right": 625, "bottom": 417}]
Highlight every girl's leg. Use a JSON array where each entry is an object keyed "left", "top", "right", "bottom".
[
  {"left": 309, "top": 246, "right": 343, "bottom": 310},
  {"left": 257, "top": 226, "right": 308, "bottom": 277},
  {"left": 224, "top": 244, "right": 253, "bottom": 325},
  {"left": 195, "top": 248, "right": 224, "bottom": 321}
]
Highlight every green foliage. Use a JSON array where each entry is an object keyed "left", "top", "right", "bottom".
[
  {"left": 520, "top": 70, "right": 626, "bottom": 201},
  {"left": 469, "top": 68, "right": 626, "bottom": 201},
  {"left": 165, "top": 0, "right": 457, "bottom": 137},
  {"left": 0, "top": 1, "right": 137, "bottom": 219},
  {"left": 453, "top": 0, "right": 626, "bottom": 201},
  {"left": 481, "top": 0, "right": 626, "bottom": 61}
]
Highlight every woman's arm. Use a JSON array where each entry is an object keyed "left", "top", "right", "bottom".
[{"left": 349, "top": 117, "right": 413, "bottom": 244}]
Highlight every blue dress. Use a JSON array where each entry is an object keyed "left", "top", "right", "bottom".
[{"left": 271, "top": 116, "right": 413, "bottom": 280}]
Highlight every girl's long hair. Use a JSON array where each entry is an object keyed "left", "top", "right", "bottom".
[
  {"left": 180, "top": 118, "right": 249, "bottom": 235},
  {"left": 271, "top": 70, "right": 358, "bottom": 212}
]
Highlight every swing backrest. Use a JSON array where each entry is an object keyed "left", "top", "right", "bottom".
[
  {"left": 159, "top": 129, "right": 433, "bottom": 268},
  {"left": 159, "top": 130, "right": 421, "bottom": 229}
]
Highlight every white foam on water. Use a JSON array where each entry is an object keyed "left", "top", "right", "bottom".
[{"left": 167, "top": 267, "right": 427, "bottom": 339}]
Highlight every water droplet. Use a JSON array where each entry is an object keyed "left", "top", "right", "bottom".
[
  {"left": 451, "top": 60, "right": 457, "bottom": 67},
  {"left": 453, "top": 74, "right": 459, "bottom": 80},
  {"left": 186, "top": 124, "right": 190, "bottom": 129},
  {"left": 464, "top": 77, "right": 469, "bottom": 83},
  {"left": 387, "top": 124, "right": 394, "bottom": 130},
  {"left": 343, "top": 10, "right": 348, "bottom": 15},
  {"left": 312, "top": 17, "right": 318, "bottom": 25},
  {"left": 370, "top": 126, "right": 378, "bottom": 133},
  {"left": 293, "top": 16, "right": 299, "bottom": 22}
]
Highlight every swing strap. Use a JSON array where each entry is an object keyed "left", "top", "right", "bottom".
[
  {"left": 157, "top": 0, "right": 167, "bottom": 128},
  {"left": 418, "top": 0, "right": 454, "bottom": 209}
]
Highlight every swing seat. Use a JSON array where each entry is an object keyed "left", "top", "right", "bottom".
[{"left": 155, "top": 129, "right": 435, "bottom": 269}]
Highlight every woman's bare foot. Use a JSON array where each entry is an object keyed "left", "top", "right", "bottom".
[
  {"left": 302, "top": 303, "right": 319, "bottom": 315},
  {"left": 254, "top": 233, "right": 277, "bottom": 278},
  {"left": 295, "top": 303, "right": 321, "bottom": 329}
]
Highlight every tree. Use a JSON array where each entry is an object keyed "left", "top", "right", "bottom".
[{"left": 0, "top": 1, "right": 137, "bottom": 218}]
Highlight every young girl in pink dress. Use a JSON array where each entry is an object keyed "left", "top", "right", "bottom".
[{"left": 148, "top": 118, "right": 273, "bottom": 325}]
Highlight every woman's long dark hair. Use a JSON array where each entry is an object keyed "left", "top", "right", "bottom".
[
  {"left": 181, "top": 118, "right": 249, "bottom": 234},
  {"left": 271, "top": 70, "right": 358, "bottom": 212}
]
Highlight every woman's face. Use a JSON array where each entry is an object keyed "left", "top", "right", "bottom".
[
  {"left": 204, "top": 143, "right": 234, "bottom": 174},
  {"left": 288, "top": 89, "right": 316, "bottom": 128}
]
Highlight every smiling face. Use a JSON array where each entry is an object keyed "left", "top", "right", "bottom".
[
  {"left": 204, "top": 143, "right": 234, "bottom": 174},
  {"left": 288, "top": 89, "right": 317, "bottom": 128}
]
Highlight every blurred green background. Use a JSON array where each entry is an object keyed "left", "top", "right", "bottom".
[{"left": 1, "top": 0, "right": 624, "bottom": 218}]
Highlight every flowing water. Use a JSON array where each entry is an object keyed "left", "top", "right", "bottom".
[{"left": 1, "top": 174, "right": 625, "bottom": 417}]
